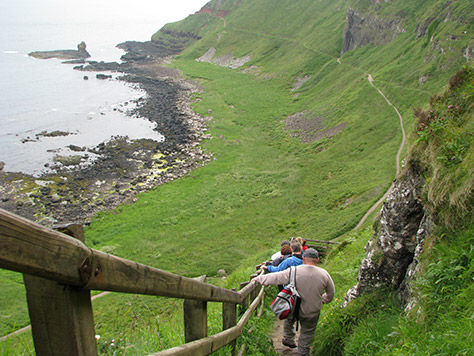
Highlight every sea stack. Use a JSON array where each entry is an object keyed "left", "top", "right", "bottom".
[{"left": 29, "top": 41, "right": 91, "bottom": 60}]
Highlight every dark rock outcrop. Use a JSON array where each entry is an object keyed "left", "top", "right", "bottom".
[
  {"left": 415, "top": 17, "right": 436, "bottom": 39},
  {"left": 29, "top": 41, "right": 91, "bottom": 60},
  {"left": 399, "top": 214, "right": 434, "bottom": 311},
  {"left": 343, "top": 165, "right": 428, "bottom": 307},
  {"left": 117, "top": 38, "right": 197, "bottom": 63},
  {"left": 341, "top": 8, "right": 406, "bottom": 54},
  {"left": 96, "top": 73, "right": 112, "bottom": 80}
]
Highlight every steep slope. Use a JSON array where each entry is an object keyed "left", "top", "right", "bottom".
[
  {"left": 2, "top": 1, "right": 472, "bottom": 354},
  {"left": 149, "top": 1, "right": 474, "bottom": 354},
  {"left": 151, "top": 0, "right": 473, "bottom": 238},
  {"left": 155, "top": 0, "right": 473, "bottom": 88},
  {"left": 318, "top": 65, "right": 473, "bottom": 356}
]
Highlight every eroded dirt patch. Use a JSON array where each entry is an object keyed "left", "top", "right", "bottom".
[{"left": 285, "top": 111, "right": 347, "bottom": 142}]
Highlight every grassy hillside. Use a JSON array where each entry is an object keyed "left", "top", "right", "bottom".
[
  {"left": 312, "top": 65, "right": 473, "bottom": 356},
  {"left": 1, "top": 0, "right": 473, "bottom": 354}
]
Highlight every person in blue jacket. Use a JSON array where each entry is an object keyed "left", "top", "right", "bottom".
[{"left": 262, "top": 240, "right": 303, "bottom": 273}]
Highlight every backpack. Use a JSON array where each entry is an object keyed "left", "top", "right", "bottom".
[{"left": 270, "top": 266, "right": 300, "bottom": 320}]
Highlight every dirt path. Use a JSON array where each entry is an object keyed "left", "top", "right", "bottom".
[
  {"left": 353, "top": 74, "right": 406, "bottom": 230},
  {"left": 271, "top": 319, "right": 299, "bottom": 355}
]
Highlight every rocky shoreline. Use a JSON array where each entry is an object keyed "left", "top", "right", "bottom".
[{"left": 0, "top": 41, "right": 212, "bottom": 226}]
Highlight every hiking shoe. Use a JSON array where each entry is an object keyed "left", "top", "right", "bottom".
[{"left": 282, "top": 339, "right": 297, "bottom": 349}]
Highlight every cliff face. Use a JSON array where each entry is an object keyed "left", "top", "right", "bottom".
[
  {"left": 341, "top": 8, "right": 406, "bottom": 55},
  {"left": 343, "top": 165, "right": 431, "bottom": 307}
]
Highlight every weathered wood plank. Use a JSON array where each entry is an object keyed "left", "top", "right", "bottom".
[
  {"left": 257, "top": 287, "right": 265, "bottom": 317},
  {"left": 24, "top": 276, "right": 97, "bottom": 356},
  {"left": 0, "top": 209, "right": 246, "bottom": 304},
  {"left": 184, "top": 298, "right": 208, "bottom": 343},
  {"left": 0, "top": 208, "right": 90, "bottom": 286},
  {"left": 250, "top": 283, "right": 260, "bottom": 303},
  {"left": 84, "top": 250, "right": 243, "bottom": 303},
  {"left": 236, "top": 343, "right": 246, "bottom": 356},
  {"left": 23, "top": 224, "right": 97, "bottom": 356},
  {"left": 222, "top": 301, "right": 237, "bottom": 331},
  {"left": 222, "top": 300, "right": 237, "bottom": 354},
  {"left": 150, "top": 284, "right": 264, "bottom": 356},
  {"left": 184, "top": 276, "right": 208, "bottom": 343},
  {"left": 239, "top": 282, "right": 249, "bottom": 312},
  {"left": 237, "top": 281, "right": 254, "bottom": 300},
  {"left": 305, "top": 239, "right": 340, "bottom": 244},
  {"left": 307, "top": 244, "right": 329, "bottom": 250}
]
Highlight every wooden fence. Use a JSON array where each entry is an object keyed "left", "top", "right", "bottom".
[
  {"left": 0, "top": 208, "right": 264, "bottom": 355},
  {"left": 305, "top": 238, "right": 340, "bottom": 252}
]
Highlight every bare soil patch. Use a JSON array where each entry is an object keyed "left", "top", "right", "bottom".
[{"left": 285, "top": 111, "right": 347, "bottom": 142}]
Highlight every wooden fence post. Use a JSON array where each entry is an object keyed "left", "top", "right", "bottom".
[
  {"left": 223, "top": 288, "right": 237, "bottom": 355},
  {"left": 239, "top": 281, "right": 249, "bottom": 314},
  {"left": 23, "top": 224, "right": 98, "bottom": 356},
  {"left": 183, "top": 276, "right": 208, "bottom": 343},
  {"left": 249, "top": 274, "right": 259, "bottom": 303}
]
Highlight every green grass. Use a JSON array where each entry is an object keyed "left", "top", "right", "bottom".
[
  {"left": 83, "top": 57, "right": 402, "bottom": 276},
  {"left": 1, "top": 0, "right": 473, "bottom": 354},
  {"left": 0, "top": 271, "right": 29, "bottom": 336},
  {"left": 304, "top": 65, "right": 474, "bottom": 355}
]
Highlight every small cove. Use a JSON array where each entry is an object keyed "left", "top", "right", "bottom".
[{"left": 0, "top": 0, "right": 209, "bottom": 176}]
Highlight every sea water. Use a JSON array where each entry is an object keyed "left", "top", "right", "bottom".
[{"left": 0, "top": 0, "right": 209, "bottom": 176}]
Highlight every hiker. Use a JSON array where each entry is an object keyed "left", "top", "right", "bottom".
[
  {"left": 270, "top": 244, "right": 292, "bottom": 267},
  {"left": 270, "top": 239, "right": 291, "bottom": 261},
  {"left": 263, "top": 240, "right": 303, "bottom": 273},
  {"left": 296, "top": 236, "right": 308, "bottom": 252},
  {"left": 266, "top": 243, "right": 294, "bottom": 291},
  {"left": 252, "top": 248, "right": 335, "bottom": 356}
]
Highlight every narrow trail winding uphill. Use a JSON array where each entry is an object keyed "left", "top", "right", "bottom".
[{"left": 353, "top": 74, "right": 407, "bottom": 230}]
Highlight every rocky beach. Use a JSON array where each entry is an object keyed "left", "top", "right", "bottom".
[{"left": 0, "top": 41, "right": 212, "bottom": 226}]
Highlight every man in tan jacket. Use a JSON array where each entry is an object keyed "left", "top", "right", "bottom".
[{"left": 252, "top": 248, "right": 335, "bottom": 356}]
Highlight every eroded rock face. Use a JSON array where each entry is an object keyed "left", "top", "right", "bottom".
[
  {"left": 343, "top": 165, "right": 426, "bottom": 307},
  {"left": 399, "top": 214, "right": 433, "bottom": 311},
  {"left": 341, "top": 8, "right": 405, "bottom": 55}
]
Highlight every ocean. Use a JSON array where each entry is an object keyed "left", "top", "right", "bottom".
[{"left": 0, "top": 0, "right": 209, "bottom": 176}]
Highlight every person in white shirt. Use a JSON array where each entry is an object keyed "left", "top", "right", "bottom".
[{"left": 270, "top": 239, "right": 291, "bottom": 261}]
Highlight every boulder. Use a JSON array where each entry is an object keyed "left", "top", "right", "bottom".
[
  {"left": 343, "top": 165, "right": 426, "bottom": 307},
  {"left": 96, "top": 74, "right": 112, "bottom": 80}
]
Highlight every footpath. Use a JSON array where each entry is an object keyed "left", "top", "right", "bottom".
[
  {"left": 271, "top": 73, "right": 407, "bottom": 355},
  {"left": 354, "top": 74, "right": 407, "bottom": 230},
  {"left": 271, "top": 319, "right": 298, "bottom": 355}
]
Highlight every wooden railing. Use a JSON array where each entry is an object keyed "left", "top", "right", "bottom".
[
  {"left": 0, "top": 208, "right": 264, "bottom": 355},
  {"left": 305, "top": 238, "right": 340, "bottom": 251}
]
